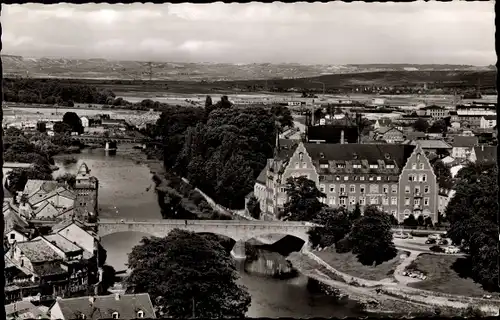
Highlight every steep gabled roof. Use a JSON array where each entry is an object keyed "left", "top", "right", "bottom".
[{"left": 53, "top": 293, "right": 156, "bottom": 320}]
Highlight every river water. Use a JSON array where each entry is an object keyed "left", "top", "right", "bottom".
[{"left": 53, "top": 148, "right": 364, "bottom": 318}]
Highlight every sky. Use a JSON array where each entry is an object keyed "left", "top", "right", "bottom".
[{"left": 1, "top": 2, "right": 496, "bottom": 65}]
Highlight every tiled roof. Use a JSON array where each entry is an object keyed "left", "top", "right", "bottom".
[
  {"left": 256, "top": 165, "right": 268, "bottom": 184},
  {"left": 54, "top": 293, "right": 156, "bottom": 320},
  {"left": 17, "top": 239, "right": 62, "bottom": 262},
  {"left": 473, "top": 146, "right": 497, "bottom": 163},
  {"left": 3, "top": 201, "right": 28, "bottom": 233},
  {"left": 43, "top": 234, "right": 83, "bottom": 254},
  {"left": 23, "top": 180, "right": 59, "bottom": 198},
  {"left": 376, "top": 126, "right": 403, "bottom": 135},
  {"left": 452, "top": 136, "right": 478, "bottom": 148},
  {"left": 303, "top": 143, "right": 415, "bottom": 170},
  {"left": 404, "top": 131, "right": 426, "bottom": 140},
  {"left": 32, "top": 261, "right": 67, "bottom": 277},
  {"left": 30, "top": 186, "right": 76, "bottom": 206},
  {"left": 414, "top": 140, "right": 452, "bottom": 150},
  {"left": 5, "top": 301, "right": 48, "bottom": 319}
]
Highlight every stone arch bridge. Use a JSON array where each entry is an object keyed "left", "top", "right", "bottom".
[{"left": 97, "top": 218, "right": 320, "bottom": 258}]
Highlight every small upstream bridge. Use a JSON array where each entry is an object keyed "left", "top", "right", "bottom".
[
  {"left": 97, "top": 218, "right": 320, "bottom": 258},
  {"left": 71, "top": 135, "right": 150, "bottom": 144}
]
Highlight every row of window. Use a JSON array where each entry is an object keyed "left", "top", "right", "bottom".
[
  {"left": 411, "top": 163, "right": 426, "bottom": 170},
  {"left": 317, "top": 163, "right": 396, "bottom": 169},
  {"left": 316, "top": 184, "right": 431, "bottom": 195},
  {"left": 405, "top": 185, "right": 431, "bottom": 194},
  {"left": 319, "top": 196, "right": 398, "bottom": 206},
  {"left": 408, "top": 173, "right": 428, "bottom": 182},
  {"left": 404, "top": 197, "right": 431, "bottom": 206},
  {"left": 318, "top": 174, "right": 395, "bottom": 182}
]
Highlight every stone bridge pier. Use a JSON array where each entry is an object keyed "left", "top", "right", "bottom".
[{"left": 230, "top": 240, "right": 247, "bottom": 259}]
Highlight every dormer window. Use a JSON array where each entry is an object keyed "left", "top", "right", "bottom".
[
  {"left": 137, "top": 310, "right": 145, "bottom": 318},
  {"left": 369, "top": 164, "right": 378, "bottom": 169},
  {"left": 112, "top": 312, "right": 120, "bottom": 319},
  {"left": 320, "top": 152, "right": 325, "bottom": 159},
  {"left": 386, "top": 164, "right": 395, "bottom": 169},
  {"left": 353, "top": 164, "right": 362, "bottom": 169},
  {"left": 337, "top": 163, "right": 346, "bottom": 168}
]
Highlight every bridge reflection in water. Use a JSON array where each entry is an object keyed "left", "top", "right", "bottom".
[{"left": 96, "top": 218, "right": 320, "bottom": 258}]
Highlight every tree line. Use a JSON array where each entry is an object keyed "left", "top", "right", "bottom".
[{"left": 145, "top": 96, "right": 293, "bottom": 209}]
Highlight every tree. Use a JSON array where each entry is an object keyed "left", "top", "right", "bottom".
[
  {"left": 348, "top": 206, "right": 398, "bottom": 265},
  {"left": 446, "top": 162, "right": 498, "bottom": 291},
  {"left": 7, "top": 166, "right": 53, "bottom": 194},
  {"left": 417, "top": 215, "right": 425, "bottom": 226},
  {"left": 424, "top": 216, "right": 434, "bottom": 229},
  {"left": 127, "top": 230, "right": 251, "bottom": 318},
  {"left": 100, "top": 265, "right": 116, "bottom": 294},
  {"left": 205, "top": 95, "right": 212, "bottom": 108},
  {"left": 246, "top": 196, "right": 261, "bottom": 220},
  {"left": 308, "top": 207, "right": 352, "bottom": 248},
  {"left": 431, "top": 159, "right": 452, "bottom": 188},
  {"left": 53, "top": 121, "right": 72, "bottom": 134},
  {"left": 55, "top": 173, "right": 77, "bottom": 189},
  {"left": 403, "top": 214, "right": 418, "bottom": 228},
  {"left": 349, "top": 203, "right": 362, "bottom": 221},
  {"left": 62, "top": 112, "right": 84, "bottom": 134},
  {"left": 412, "top": 118, "right": 430, "bottom": 132},
  {"left": 281, "top": 176, "right": 326, "bottom": 221},
  {"left": 270, "top": 105, "right": 294, "bottom": 129},
  {"left": 428, "top": 119, "right": 447, "bottom": 134}
]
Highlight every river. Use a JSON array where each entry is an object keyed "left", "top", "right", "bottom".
[{"left": 53, "top": 148, "right": 365, "bottom": 318}]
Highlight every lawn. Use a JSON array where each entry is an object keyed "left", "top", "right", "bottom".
[
  {"left": 407, "top": 253, "right": 493, "bottom": 297},
  {"left": 314, "top": 248, "right": 408, "bottom": 281}
]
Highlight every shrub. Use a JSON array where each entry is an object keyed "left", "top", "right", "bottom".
[
  {"left": 335, "top": 237, "right": 353, "bottom": 253},
  {"left": 429, "top": 245, "right": 444, "bottom": 253}
]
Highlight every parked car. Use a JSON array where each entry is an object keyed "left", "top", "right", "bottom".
[
  {"left": 428, "top": 234, "right": 442, "bottom": 240},
  {"left": 438, "top": 239, "right": 448, "bottom": 245},
  {"left": 429, "top": 245, "right": 444, "bottom": 253},
  {"left": 394, "top": 233, "right": 408, "bottom": 239},
  {"left": 445, "top": 246, "right": 460, "bottom": 254},
  {"left": 425, "top": 238, "right": 437, "bottom": 245}
]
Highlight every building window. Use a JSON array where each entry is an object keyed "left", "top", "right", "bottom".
[
  {"left": 360, "top": 185, "right": 365, "bottom": 193},
  {"left": 349, "top": 197, "right": 357, "bottom": 205},
  {"left": 329, "top": 197, "right": 335, "bottom": 205},
  {"left": 391, "top": 197, "right": 397, "bottom": 205},
  {"left": 422, "top": 174, "right": 427, "bottom": 182},
  {"left": 408, "top": 174, "right": 414, "bottom": 182},
  {"left": 405, "top": 186, "right": 410, "bottom": 194},
  {"left": 329, "top": 184, "right": 335, "bottom": 193},
  {"left": 302, "top": 163, "right": 307, "bottom": 168},
  {"left": 112, "top": 312, "right": 120, "bottom": 319},
  {"left": 369, "top": 164, "right": 378, "bottom": 169},
  {"left": 295, "top": 162, "right": 299, "bottom": 169},
  {"left": 424, "top": 197, "right": 430, "bottom": 206},
  {"left": 299, "top": 152, "right": 304, "bottom": 161},
  {"left": 417, "top": 153, "right": 421, "bottom": 161},
  {"left": 383, "top": 185, "right": 389, "bottom": 193},
  {"left": 405, "top": 198, "right": 410, "bottom": 206},
  {"left": 319, "top": 184, "right": 325, "bottom": 192},
  {"left": 343, "top": 176, "right": 348, "bottom": 181},
  {"left": 369, "top": 176, "right": 374, "bottom": 181},
  {"left": 414, "top": 199, "right": 420, "bottom": 205},
  {"left": 370, "top": 184, "right": 379, "bottom": 193},
  {"left": 339, "top": 198, "right": 346, "bottom": 205},
  {"left": 412, "top": 163, "right": 417, "bottom": 169},
  {"left": 414, "top": 186, "right": 420, "bottom": 194},
  {"left": 337, "top": 163, "right": 346, "bottom": 168},
  {"left": 359, "top": 197, "right": 366, "bottom": 205},
  {"left": 10, "top": 233, "right": 15, "bottom": 239},
  {"left": 353, "top": 164, "right": 361, "bottom": 169},
  {"left": 336, "top": 176, "right": 340, "bottom": 181},
  {"left": 360, "top": 176, "right": 365, "bottom": 181},
  {"left": 424, "top": 185, "right": 430, "bottom": 193},
  {"left": 371, "top": 197, "right": 378, "bottom": 205},
  {"left": 376, "top": 176, "right": 381, "bottom": 181},
  {"left": 320, "top": 163, "right": 329, "bottom": 169},
  {"left": 391, "top": 210, "right": 397, "bottom": 216},
  {"left": 340, "top": 185, "right": 346, "bottom": 193},
  {"left": 382, "top": 197, "right": 389, "bottom": 205},
  {"left": 350, "top": 185, "right": 356, "bottom": 193},
  {"left": 386, "top": 164, "right": 395, "bottom": 169},
  {"left": 419, "top": 163, "right": 424, "bottom": 170},
  {"left": 137, "top": 311, "right": 145, "bottom": 318},
  {"left": 391, "top": 184, "right": 398, "bottom": 193}
]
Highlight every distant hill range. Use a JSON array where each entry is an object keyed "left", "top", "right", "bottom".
[{"left": 2, "top": 54, "right": 496, "bottom": 81}]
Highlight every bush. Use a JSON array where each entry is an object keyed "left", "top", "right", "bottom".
[
  {"left": 335, "top": 237, "right": 353, "bottom": 253},
  {"left": 429, "top": 245, "right": 444, "bottom": 253}
]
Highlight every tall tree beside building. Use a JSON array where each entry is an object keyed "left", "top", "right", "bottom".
[
  {"left": 308, "top": 207, "right": 352, "bottom": 248},
  {"left": 281, "top": 176, "right": 326, "bottom": 221},
  {"left": 412, "top": 118, "right": 430, "bottom": 132},
  {"left": 62, "top": 111, "right": 84, "bottom": 134},
  {"left": 445, "top": 162, "right": 498, "bottom": 291},
  {"left": 348, "top": 205, "right": 397, "bottom": 265},
  {"left": 246, "top": 196, "right": 261, "bottom": 219},
  {"left": 127, "top": 230, "right": 251, "bottom": 318},
  {"left": 431, "top": 159, "right": 452, "bottom": 188}
]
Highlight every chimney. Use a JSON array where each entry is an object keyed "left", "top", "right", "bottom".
[
  {"left": 115, "top": 293, "right": 121, "bottom": 301},
  {"left": 340, "top": 130, "right": 345, "bottom": 144}
]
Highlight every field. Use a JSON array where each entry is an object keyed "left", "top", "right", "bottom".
[
  {"left": 407, "top": 253, "right": 494, "bottom": 297},
  {"left": 314, "top": 248, "right": 408, "bottom": 281}
]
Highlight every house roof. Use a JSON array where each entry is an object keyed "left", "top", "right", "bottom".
[
  {"left": 303, "top": 143, "right": 415, "bottom": 169},
  {"left": 3, "top": 201, "right": 28, "bottom": 232},
  {"left": 482, "top": 115, "right": 497, "bottom": 121},
  {"left": 376, "top": 126, "right": 403, "bottom": 135},
  {"left": 5, "top": 301, "right": 48, "bottom": 319},
  {"left": 452, "top": 136, "right": 479, "bottom": 148},
  {"left": 30, "top": 186, "right": 76, "bottom": 206},
  {"left": 53, "top": 293, "right": 156, "bottom": 320},
  {"left": 43, "top": 234, "right": 83, "bottom": 254},
  {"left": 23, "top": 180, "right": 59, "bottom": 198},
  {"left": 16, "top": 239, "right": 62, "bottom": 263},
  {"left": 404, "top": 131, "right": 426, "bottom": 140},
  {"left": 473, "top": 146, "right": 497, "bottom": 163},
  {"left": 32, "top": 261, "right": 67, "bottom": 277},
  {"left": 441, "top": 156, "right": 455, "bottom": 164},
  {"left": 414, "top": 140, "right": 452, "bottom": 150},
  {"left": 422, "top": 105, "right": 445, "bottom": 110},
  {"left": 256, "top": 165, "right": 268, "bottom": 185}
]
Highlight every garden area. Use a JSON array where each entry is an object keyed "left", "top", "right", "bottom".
[
  {"left": 407, "top": 253, "right": 496, "bottom": 297},
  {"left": 314, "top": 247, "right": 409, "bottom": 281}
]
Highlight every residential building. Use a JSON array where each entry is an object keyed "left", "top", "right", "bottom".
[
  {"left": 5, "top": 301, "right": 49, "bottom": 319},
  {"left": 49, "top": 293, "right": 156, "bottom": 320},
  {"left": 51, "top": 220, "right": 100, "bottom": 255},
  {"left": 480, "top": 115, "right": 497, "bottom": 129},
  {"left": 456, "top": 103, "right": 496, "bottom": 116},
  {"left": 421, "top": 105, "right": 449, "bottom": 119},
  {"left": 80, "top": 117, "right": 90, "bottom": 128},
  {"left": 374, "top": 127, "right": 404, "bottom": 144},
  {"left": 451, "top": 136, "right": 479, "bottom": 160},
  {"left": 438, "top": 187, "right": 456, "bottom": 217},
  {"left": 468, "top": 145, "right": 497, "bottom": 164},
  {"left": 256, "top": 142, "right": 438, "bottom": 223},
  {"left": 3, "top": 200, "right": 30, "bottom": 246},
  {"left": 410, "top": 140, "right": 452, "bottom": 157}
]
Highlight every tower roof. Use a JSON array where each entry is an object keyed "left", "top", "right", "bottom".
[{"left": 77, "top": 162, "right": 91, "bottom": 177}]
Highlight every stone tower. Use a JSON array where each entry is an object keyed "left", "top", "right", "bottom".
[{"left": 73, "top": 162, "right": 99, "bottom": 222}]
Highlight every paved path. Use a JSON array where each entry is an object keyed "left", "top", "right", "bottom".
[{"left": 393, "top": 251, "right": 423, "bottom": 286}]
